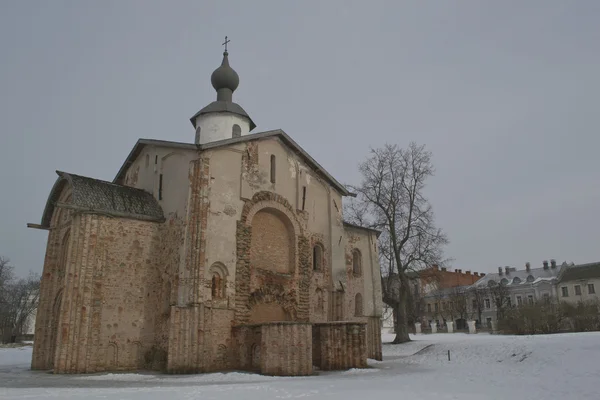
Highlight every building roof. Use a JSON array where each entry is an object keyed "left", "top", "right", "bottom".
[
  {"left": 471, "top": 265, "right": 561, "bottom": 289},
  {"left": 342, "top": 221, "right": 382, "bottom": 237},
  {"left": 423, "top": 285, "right": 472, "bottom": 299},
  {"left": 40, "top": 171, "right": 164, "bottom": 228},
  {"left": 113, "top": 129, "right": 353, "bottom": 197},
  {"left": 189, "top": 101, "right": 256, "bottom": 131},
  {"left": 558, "top": 262, "right": 600, "bottom": 282}
]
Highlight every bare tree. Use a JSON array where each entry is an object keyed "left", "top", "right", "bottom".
[
  {"left": 468, "top": 287, "right": 487, "bottom": 325},
  {"left": 489, "top": 283, "right": 511, "bottom": 321},
  {"left": 347, "top": 143, "right": 449, "bottom": 343},
  {"left": 0, "top": 257, "right": 41, "bottom": 343},
  {"left": 447, "top": 287, "right": 469, "bottom": 324}
]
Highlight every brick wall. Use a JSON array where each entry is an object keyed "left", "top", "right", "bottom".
[
  {"left": 312, "top": 322, "right": 367, "bottom": 370},
  {"left": 233, "top": 322, "right": 312, "bottom": 376},
  {"left": 33, "top": 209, "right": 163, "bottom": 373},
  {"left": 250, "top": 209, "right": 294, "bottom": 274}
]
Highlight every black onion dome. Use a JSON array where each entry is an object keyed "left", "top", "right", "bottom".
[{"left": 210, "top": 51, "right": 239, "bottom": 92}]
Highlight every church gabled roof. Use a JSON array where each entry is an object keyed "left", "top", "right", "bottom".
[
  {"left": 113, "top": 129, "right": 355, "bottom": 197},
  {"left": 40, "top": 171, "right": 164, "bottom": 228}
]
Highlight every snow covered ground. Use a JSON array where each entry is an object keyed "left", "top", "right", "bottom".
[{"left": 1, "top": 332, "right": 599, "bottom": 399}]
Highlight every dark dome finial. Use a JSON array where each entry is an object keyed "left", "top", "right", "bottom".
[{"left": 211, "top": 40, "right": 239, "bottom": 102}]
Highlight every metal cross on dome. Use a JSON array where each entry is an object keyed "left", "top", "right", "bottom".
[{"left": 222, "top": 36, "right": 230, "bottom": 52}]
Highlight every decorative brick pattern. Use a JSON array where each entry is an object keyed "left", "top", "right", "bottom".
[
  {"left": 312, "top": 322, "right": 368, "bottom": 370},
  {"left": 235, "top": 191, "right": 310, "bottom": 326}
]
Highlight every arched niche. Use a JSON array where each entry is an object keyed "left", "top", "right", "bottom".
[
  {"left": 249, "top": 207, "right": 296, "bottom": 274},
  {"left": 209, "top": 262, "right": 229, "bottom": 299}
]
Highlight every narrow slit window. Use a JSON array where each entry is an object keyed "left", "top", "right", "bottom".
[
  {"left": 155, "top": 155, "right": 158, "bottom": 165},
  {"left": 270, "top": 155, "right": 276, "bottom": 183},
  {"left": 312, "top": 244, "right": 323, "bottom": 271},
  {"left": 158, "top": 174, "right": 163, "bottom": 200},
  {"left": 301, "top": 186, "right": 307, "bottom": 210}
]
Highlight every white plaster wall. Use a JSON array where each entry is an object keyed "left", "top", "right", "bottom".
[
  {"left": 328, "top": 191, "right": 346, "bottom": 291},
  {"left": 123, "top": 146, "right": 197, "bottom": 218},
  {"left": 559, "top": 277, "right": 600, "bottom": 304},
  {"left": 204, "top": 137, "right": 383, "bottom": 317},
  {"left": 343, "top": 226, "right": 382, "bottom": 318},
  {"left": 202, "top": 148, "right": 245, "bottom": 303},
  {"left": 195, "top": 112, "right": 251, "bottom": 144}
]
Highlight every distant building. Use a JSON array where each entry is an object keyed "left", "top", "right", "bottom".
[
  {"left": 414, "top": 266, "right": 485, "bottom": 329},
  {"left": 469, "top": 260, "right": 563, "bottom": 327},
  {"left": 556, "top": 262, "right": 600, "bottom": 305}
]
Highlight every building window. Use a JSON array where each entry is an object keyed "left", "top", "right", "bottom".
[
  {"left": 434, "top": 303, "right": 439, "bottom": 313},
  {"left": 195, "top": 126, "right": 201, "bottom": 143},
  {"left": 158, "top": 174, "right": 163, "bottom": 200},
  {"left": 575, "top": 285, "right": 582, "bottom": 296},
  {"left": 561, "top": 287, "right": 569, "bottom": 297},
  {"left": 270, "top": 154, "right": 276, "bottom": 183},
  {"left": 352, "top": 249, "right": 362, "bottom": 275},
  {"left": 354, "top": 293, "right": 363, "bottom": 317},
  {"left": 209, "top": 263, "right": 228, "bottom": 299},
  {"left": 232, "top": 124, "right": 241, "bottom": 138},
  {"left": 527, "top": 295, "right": 534, "bottom": 305},
  {"left": 155, "top": 155, "right": 158, "bottom": 165},
  {"left": 485, "top": 298, "right": 491, "bottom": 309},
  {"left": 301, "top": 186, "right": 307, "bottom": 211},
  {"left": 427, "top": 304, "right": 432, "bottom": 313},
  {"left": 312, "top": 243, "right": 323, "bottom": 271},
  {"left": 516, "top": 296, "right": 523, "bottom": 306},
  {"left": 442, "top": 302, "right": 446, "bottom": 311},
  {"left": 211, "top": 274, "right": 224, "bottom": 299},
  {"left": 472, "top": 299, "right": 477, "bottom": 310},
  {"left": 505, "top": 297, "right": 511, "bottom": 307},
  {"left": 589, "top": 284, "right": 596, "bottom": 294}
]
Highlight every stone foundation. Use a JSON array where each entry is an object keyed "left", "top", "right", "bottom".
[
  {"left": 312, "top": 322, "right": 367, "bottom": 371},
  {"left": 234, "top": 322, "right": 313, "bottom": 376},
  {"left": 365, "top": 317, "right": 382, "bottom": 361}
]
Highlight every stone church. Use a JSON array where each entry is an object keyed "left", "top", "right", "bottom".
[{"left": 28, "top": 47, "right": 383, "bottom": 376}]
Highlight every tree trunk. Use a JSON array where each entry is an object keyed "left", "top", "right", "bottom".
[{"left": 392, "top": 288, "right": 411, "bottom": 343}]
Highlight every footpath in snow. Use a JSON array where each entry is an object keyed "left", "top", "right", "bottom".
[{"left": 1, "top": 331, "right": 599, "bottom": 400}]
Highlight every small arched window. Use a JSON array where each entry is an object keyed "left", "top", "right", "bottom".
[
  {"left": 355, "top": 293, "right": 363, "bottom": 316},
  {"left": 352, "top": 249, "right": 362, "bottom": 276},
  {"left": 232, "top": 124, "right": 241, "bottom": 138},
  {"left": 313, "top": 244, "right": 323, "bottom": 271},
  {"left": 211, "top": 273, "right": 224, "bottom": 299},
  {"left": 526, "top": 275, "right": 535, "bottom": 283},
  {"left": 209, "top": 262, "right": 228, "bottom": 300},
  {"left": 500, "top": 278, "right": 509, "bottom": 286},
  {"left": 195, "top": 126, "right": 201, "bottom": 143},
  {"left": 512, "top": 277, "right": 521, "bottom": 284},
  {"left": 270, "top": 154, "right": 276, "bottom": 183}
]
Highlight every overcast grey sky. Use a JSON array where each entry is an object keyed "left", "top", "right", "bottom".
[{"left": 1, "top": 1, "right": 599, "bottom": 277}]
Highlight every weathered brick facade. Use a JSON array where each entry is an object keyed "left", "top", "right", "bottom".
[{"left": 32, "top": 132, "right": 383, "bottom": 376}]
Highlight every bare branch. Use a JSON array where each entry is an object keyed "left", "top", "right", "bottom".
[{"left": 347, "top": 143, "right": 448, "bottom": 343}]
